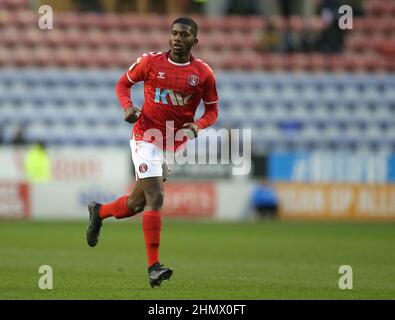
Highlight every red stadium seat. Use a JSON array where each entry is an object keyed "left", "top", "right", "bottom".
[
  {"left": 12, "top": 47, "right": 33, "bottom": 67},
  {"left": 0, "top": 4, "right": 392, "bottom": 73},
  {"left": 118, "top": 14, "right": 148, "bottom": 31},
  {"left": 378, "top": 40, "right": 395, "bottom": 57},
  {"left": 95, "top": 13, "right": 120, "bottom": 30},
  {"left": 264, "top": 54, "right": 288, "bottom": 71},
  {"left": 0, "top": 49, "right": 14, "bottom": 67},
  {"left": 23, "top": 29, "right": 44, "bottom": 48},
  {"left": 226, "top": 32, "right": 258, "bottom": 51},
  {"left": 225, "top": 16, "right": 252, "bottom": 32},
  {"left": 78, "top": 13, "right": 104, "bottom": 30},
  {"left": 205, "top": 32, "right": 229, "bottom": 51},
  {"left": 288, "top": 15, "right": 304, "bottom": 32},
  {"left": 44, "top": 30, "right": 67, "bottom": 48},
  {"left": 198, "top": 16, "right": 226, "bottom": 33},
  {"left": 385, "top": 58, "right": 395, "bottom": 72},
  {"left": 308, "top": 54, "right": 327, "bottom": 72},
  {"left": 104, "top": 33, "right": 125, "bottom": 49},
  {"left": 330, "top": 55, "right": 347, "bottom": 72},
  {"left": 247, "top": 17, "right": 265, "bottom": 30},
  {"left": 288, "top": 53, "right": 308, "bottom": 71},
  {"left": 12, "top": 10, "right": 35, "bottom": 28},
  {"left": 57, "top": 12, "right": 83, "bottom": 30},
  {"left": 365, "top": 0, "right": 395, "bottom": 17},
  {"left": 270, "top": 16, "right": 287, "bottom": 32},
  {"left": 1, "top": 0, "right": 28, "bottom": 10}
]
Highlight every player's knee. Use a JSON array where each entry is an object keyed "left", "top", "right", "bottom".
[
  {"left": 149, "top": 191, "right": 164, "bottom": 210},
  {"left": 126, "top": 196, "right": 134, "bottom": 211}
]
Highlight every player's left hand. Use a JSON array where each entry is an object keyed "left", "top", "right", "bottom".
[{"left": 183, "top": 123, "right": 199, "bottom": 139}]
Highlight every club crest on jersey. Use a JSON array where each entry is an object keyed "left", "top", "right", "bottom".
[
  {"left": 139, "top": 163, "right": 148, "bottom": 173},
  {"left": 157, "top": 71, "right": 165, "bottom": 79},
  {"left": 188, "top": 74, "right": 199, "bottom": 86}
]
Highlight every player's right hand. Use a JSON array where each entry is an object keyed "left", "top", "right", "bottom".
[{"left": 124, "top": 106, "right": 141, "bottom": 123}]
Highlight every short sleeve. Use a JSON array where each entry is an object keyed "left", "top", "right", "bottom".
[{"left": 202, "top": 70, "right": 218, "bottom": 105}]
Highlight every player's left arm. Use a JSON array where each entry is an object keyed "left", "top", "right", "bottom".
[{"left": 183, "top": 70, "right": 218, "bottom": 138}]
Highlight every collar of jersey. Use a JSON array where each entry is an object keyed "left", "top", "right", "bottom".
[{"left": 166, "top": 50, "right": 192, "bottom": 66}]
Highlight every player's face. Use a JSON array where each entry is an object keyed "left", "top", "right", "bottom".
[{"left": 169, "top": 23, "right": 198, "bottom": 58}]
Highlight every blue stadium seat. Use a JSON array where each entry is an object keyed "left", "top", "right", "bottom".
[{"left": 1, "top": 69, "right": 395, "bottom": 150}]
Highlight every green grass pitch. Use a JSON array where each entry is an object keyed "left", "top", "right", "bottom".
[{"left": 0, "top": 219, "right": 394, "bottom": 299}]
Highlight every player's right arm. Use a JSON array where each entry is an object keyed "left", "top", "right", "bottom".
[{"left": 115, "top": 53, "right": 151, "bottom": 123}]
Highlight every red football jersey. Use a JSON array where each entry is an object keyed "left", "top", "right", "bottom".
[{"left": 124, "top": 51, "right": 218, "bottom": 151}]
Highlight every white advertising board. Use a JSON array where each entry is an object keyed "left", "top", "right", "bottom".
[{"left": 0, "top": 146, "right": 131, "bottom": 183}]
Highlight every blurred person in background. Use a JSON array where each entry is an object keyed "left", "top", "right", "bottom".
[
  {"left": 115, "top": 0, "right": 189, "bottom": 14},
  {"left": 250, "top": 179, "right": 279, "bottom": 219},
  {"left": 86, "top": 17, "right": 218, "bottom": 288},
  {"left": 73, "top": 0, "right": 104, "bottom": 12},
  {"left": 11, "top": 127, "right": 27, "bottom": 146},
  {"left": 186, "top": 0, "right": 208, "bottom": 14},
  {"left": 282, "top": 24, "right": 302, "bottom": 52},
  {"left": 300, "top": 19, "right": 320, "bottom": 52},
  {"left": 278, "top": 0, "right": 309, "bottom": 16},
  {"left": 24, "top": 140, "right": 51, "bottom": 183},
  {"left": 278, "top": 0, "right": 296, "bottom": 16},
  {"left": 316, "top": 0, "right": 345, "bottom": 53},
  {"left": 226, "top": 0, "right": 258, "bottom": 15},
  {"left": 338, "top": 0, "right": 364, "bottom": 17},
  {"left": 258, "top": 17, "right": 283, "bottom": 52}
]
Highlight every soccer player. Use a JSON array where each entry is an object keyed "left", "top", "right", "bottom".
[{"left": 86, "top": 17, "right": 218, "bottom": 288}]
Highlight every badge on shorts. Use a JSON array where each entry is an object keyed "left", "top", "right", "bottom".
[
  {"left": 139, "top": 163, "right": 148, "bottom": 173},
  {"left": 188, "top": 74, "right": 199, "bottom": 86}
]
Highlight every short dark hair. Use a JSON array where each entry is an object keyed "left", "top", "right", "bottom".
[{"left": 171, "top": 17, "right": 198, "bottom": 37}]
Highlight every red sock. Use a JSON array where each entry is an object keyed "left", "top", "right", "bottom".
[
  {"left": 142, "top": 210, "right": 161, "bottom": 267},
  {"left": 99, "top": 195, "right": 133, "bottom": 220}
]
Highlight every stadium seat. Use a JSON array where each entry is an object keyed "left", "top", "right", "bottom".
[
  {"left": 1, "top": 67, "right": 395, "bottom": 151},
  {"left": 0, "top": 5, "right": 393, "bottom": 73}
]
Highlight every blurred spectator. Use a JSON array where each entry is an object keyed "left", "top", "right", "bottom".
[
  {"left": 250, "top": 180, "right": 279, "bottom": 219},
  {"left": 24, "top": 140, "right": 51, "bottom": 183},
  {"left": 282, "top": 25, "right": 301, "bottom": 53},
  {"left": 114, "top": 0, "right": 135, "bottom": 12},
  {"left": 338, "top": 0, "right": 364, "bottom": 17},
  {"left": 278, "top": 0, "right": 298, "bottom": 16},
  {"left": 226, "top": 0, "right": 258, "bottom": 15},
  {"left": 279, "top": 0, "right": 309, "bottom": 16},
  {"left": 316, "top": 0, "right": 345, "bottom": 53},
  {"left": 164, "top": 0, "right": 189, "bottom": 14},
  {"left": 11, "top": 127, "right": 27, "bottom": 146},
  {"left": 256, "top": 0, "right": 353, "bottom": 55},
  {"left": 73, "top": 0, "right": 104, "bottom": 13},
  {"left": 300, "top": 20, "right": 319, "bottom": 52},
  {"left": 258, "top": 18, "right": 282, "bottom": 52},
  {"left": 186, "top": 0, "right": 208, "bottom": 14},
  {"left": 115, "top": 0, "right": 187, "bottom": 14}
]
